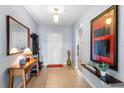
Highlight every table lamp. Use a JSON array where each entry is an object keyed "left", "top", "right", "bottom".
[{"left": 23, "top": 48, "right": 32, "bottom": 62}]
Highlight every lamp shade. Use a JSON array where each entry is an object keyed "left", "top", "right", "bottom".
[{"left": 23, "top": 48, "right": 32, "bottom": 55}]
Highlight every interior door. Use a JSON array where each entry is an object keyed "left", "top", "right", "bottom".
[{"left": 47, "top": 33, "right": 63, "bottom": 64}]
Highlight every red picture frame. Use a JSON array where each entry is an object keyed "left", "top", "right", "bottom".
[{"left": 91, "top": 5, "right": 118, "bottom": 70}]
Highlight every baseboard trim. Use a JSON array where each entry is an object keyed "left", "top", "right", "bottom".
[
  {"left": 72, "top": 64, "right": 78, "bottom": 69},
  {"left": 78, "top": 70, "right": 95, "bottom": 88},
  {"left": 44, "top": 63, "right": 67, "bottom": 65}
]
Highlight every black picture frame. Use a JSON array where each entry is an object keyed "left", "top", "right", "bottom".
[{"left": 90, "top": 5, "right": 118, "bottom": 70}]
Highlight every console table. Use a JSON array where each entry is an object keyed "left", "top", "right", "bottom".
[{"left": 8, "top": 58, "right": 39, "bottom": 88}]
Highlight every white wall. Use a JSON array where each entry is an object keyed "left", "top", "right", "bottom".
[
  {"left": 0, "top": 5, "right": 38, "bottom": 88},
  {"left": 73, "top": 5, "right": 124, "bottom": 82},
  {"left": 38, "top": 24, "right": 73, "bottom": 65}
]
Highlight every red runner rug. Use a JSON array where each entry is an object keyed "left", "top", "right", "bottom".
[{"left": 47, "top": 64, "right": 64, "bottom": 68}]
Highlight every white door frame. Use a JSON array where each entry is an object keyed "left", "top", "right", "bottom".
[
  {"left": 75, "top": 27, "right": 83, "bottom": 69},
  {"left": 75, "top": 29, "right": 78, "bottom": 69}
]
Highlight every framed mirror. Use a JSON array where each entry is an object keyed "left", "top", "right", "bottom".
[{"left": 7, "top": 15, "right": 30, "bottom": 55}]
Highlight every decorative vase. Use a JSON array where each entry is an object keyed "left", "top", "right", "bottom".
[
  {"left": 67, "top": 50, "right": 71, "bottom": 65},
  {"left": 100, "top": 71, "right": 106, "bottom": 76}
]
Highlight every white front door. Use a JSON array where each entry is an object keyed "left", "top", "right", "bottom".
[{"left": 47, "top": 33, "right": 63, "bottom": 64}]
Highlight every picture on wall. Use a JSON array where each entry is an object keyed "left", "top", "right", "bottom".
[{"left": 91, "top": 5, "right": 118, "bottom": 70}]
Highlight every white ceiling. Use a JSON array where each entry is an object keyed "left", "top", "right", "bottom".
[{"left": 24, "top": 5, "right": 92, "bottom": 26}]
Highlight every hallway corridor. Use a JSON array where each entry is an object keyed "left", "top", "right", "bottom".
[{"left": 28, "top": 66, "right": 92, "bottom": 88}]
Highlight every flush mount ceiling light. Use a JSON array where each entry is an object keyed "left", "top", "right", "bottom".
[{"left": 48, "top": 6, "right": 64, "bottom": 23}]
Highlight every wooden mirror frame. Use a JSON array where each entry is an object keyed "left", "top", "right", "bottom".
[{"left": 7, "top": 15, "right": 30, "bottom": 55}]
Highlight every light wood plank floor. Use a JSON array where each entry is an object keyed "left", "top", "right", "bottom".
[{"left": 27, "top": 66, "right": 92, "bottom": 88}]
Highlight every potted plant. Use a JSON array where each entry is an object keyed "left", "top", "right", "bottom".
[{"left": 96, "top": 62, "right": 109, "bottom": 76}]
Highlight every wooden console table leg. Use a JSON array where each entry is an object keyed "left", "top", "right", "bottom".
[
  {"left": 9, "top": 70, "right": 14, "bottom": 88},
  {"left": 22, "top": 69, "right": 26, "bottom": 88},
  {"left": 36, "top": 62, "right": 39, "bottom": 77}
]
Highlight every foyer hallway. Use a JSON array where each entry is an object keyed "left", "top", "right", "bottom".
[{"left": 27, "top": 66, "right": 92, "bottom": 88}]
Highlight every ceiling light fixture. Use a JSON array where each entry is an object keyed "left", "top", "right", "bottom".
[
  {"left": 53, "top": 13, "right": 59, "bottom": 23},
  {"left": 48, "top": 6, "right": 64, "bottom": 14},
  {"left": 53, "top": 8, "right": 59, "bottom": 23},
  {"left": 48, "top": 6, "right": 64, "bottom": 23}
]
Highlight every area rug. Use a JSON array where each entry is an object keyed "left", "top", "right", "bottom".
[{"left": 47, "top": 64, "right": 64, "bottom": 68}]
